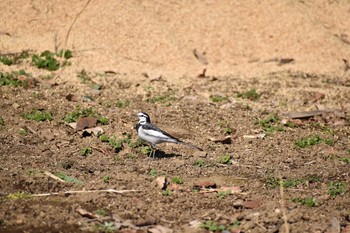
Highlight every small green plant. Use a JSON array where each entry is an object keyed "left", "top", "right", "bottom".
[
  {"left": 219, "top": 154, "right": 231, "bottom": 164},
  {"left": 98, "top": 116, "right": 109, "bottom": 125},
  {"left": 140, "top": 145, "right": 152, "bottom": 155},
  {"left": 108, "top": 136, "right": 123, "bottom": 152},
  {"left": 200, "top": 220, "right": 226, "bottom": 232},
  {"left": 32, "top": 50, "right": 72, "bottom": 71},
  {"left": 217, "top": 120, "right": 233, "bottom": 134},
  {"left": 94, "top": 222, "right": 116, "bottom": 233},
  {"left": 0, "top": 116, "right": 4, "bottom": 126},
  {"left": 0, "top": 71, "right": 29, "bottom": 87},
  {"left": 115, "top": 99, "right": 130, "bottom": 108},
  {"left": 56, "top": 172, "right": 83, "bottom": 185},
  {"left": 258, "top": 114, "right": 284, "bottom": 134},
  {"left": 0, "top": 51, "right": 29, "bottom": 66},
  {"left": 81, "top": 147, "right": 92, "bottom": 157},
  {"left": 322, "top": 126, "right": 334, "bottom": 135},
  {"left": 237, "top": 88, "right": 260, "bottom": 100},
  {"left": 171, "top": 177, "right": 184, "bottom": 184},
  {"left": 328, "top": 182, "right": 346, "bottom": 196},
  {"left": 102, "top": 176, "right": 110, "bottom": 183},
  {"left": 22, "top": 109, "right": 52, "bottom": 122},
  {"left": 7, "top": 192, "right": 31, "bottom": 200},
  {"left": 149, "top": 169, "right": 158, "bottom": 177},
  {"left": 126, "top": 153, "right": 135, "bottom": 159},
  {"left": 209, "top": 95, "right": 228, "bottom": 103},
  {"left": 99, "top": 134, "right": 110, "bottom": 142},
  {"left": 146, "top": 94, "right": 176, "bottom": 106},
  {"left": 266, "top": 176, "right": 322, "bottom": 189},
  {"left": 96, "top": 209, "right": 108, "bottom": 217},
  {"left": 323, "top": 138, "right": 335, "bottom": 146},
  {"left": 57, "top": 49, "right": 73, "bottom": 59},
  {"left": 63, "top": 107, "right": 98, "bottom": 123},
  {"left": 218, "top": 190, "right": 232, "bottom": 199},
  {"left": 291, "top": 197, "right": 317, "bottom": 207},
  {"left": 295, "top": 135, "right": 335, "bottom": 148},
  {"left": 338, "top": 157, "right": 350, "bottom": 164},
  {"left": 194, "top": 159, "right": 205, "bottom": 167},
  {"left": 18, "top": 128, "right": 29, "bottom": 136},
  {"left": 295, "top": 135, "right": 322, "bottom": 148},
  {"left": 162, "top": 189, "right": 172, "bottom": 196}
]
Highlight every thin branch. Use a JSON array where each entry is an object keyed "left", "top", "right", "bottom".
[
  {"left": 44, "top": 171, "right": 65, "bottom": 182},
  {"left": 31, "top": 189, "right": 139, "bottom": 197},
  {"left": 62, "top": 0, "right": 91, "bottom": 56},
  {"left": 280, "top": 176, "right": 290, "bottom": 233}
]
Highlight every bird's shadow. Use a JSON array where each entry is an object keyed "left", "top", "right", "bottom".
[{"left": 152, "top": 149, "right": 182, "bottom": 159}]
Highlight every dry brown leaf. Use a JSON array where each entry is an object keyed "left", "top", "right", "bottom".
[
  {"left": 85, "top": 126, "right": 104, "bottom": 135},
  {"left": 341, "top": 225, "right": 350, "bottom": 233},
  {"left": 76, "top": 207, "right": 98, "bottom": 219},
  {"left": 149, "top": 225, "right": 173, "bottom": 233},
  {"left": 76, "top": 117, "right": 97, "bottom": 131},
  {"left": 156, "top": 176, "right": 167, "bottom": 190},
  {"left": 193, "top": 180, "right": 217, "bottom": 189},
  {"left": 209, "top": 135, "right": 232, "bottom": 144},
  {"left": 242, "top": 200, "right": 262, "bottom": 209},
  {"left": 193, "top": 49, "right": 208, "bottom": 65}
]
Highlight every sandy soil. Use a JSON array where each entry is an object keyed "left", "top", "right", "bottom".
[{"left": 0, "top": 1, "right": 350, "bottom": 232}]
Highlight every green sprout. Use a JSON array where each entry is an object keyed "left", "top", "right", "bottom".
[
  {"left": 237, "top": 88, "right": 260, "bottom": 100},
  {"left": 22, "top": 109, "right": 52, "bottom": 122},
  {"left": 81, "top": 147, "right": 93, "bottom": 157},
  {"left": 171, "top": 177, "right": 184, "bottom": 184}
]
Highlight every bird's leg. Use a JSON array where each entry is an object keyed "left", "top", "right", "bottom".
[{"left": 150, "top": 144, "right": 156, "bottom": 159}]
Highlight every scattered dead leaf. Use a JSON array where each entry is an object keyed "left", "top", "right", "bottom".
[
  {"left": 156, "top": 176, "right": 167, "bottom": 190},
  {"left": 149, "top": 225, "right": 173, "bottom": 233},
  {"left": 68, "top": 122, "right": 77, "bottom": 129},
  {"left": 80, "top": 126, "right": 104, "bottom": 137},
  {"left": 76, "top": 207, "right": 98, "bottom": 219},
  {"left": 242, "top": 200, "right": 262, "bottom": 209},
  {"left": 193, "top": 49, "right": 208, "bottom": 65},
  {"left": 283, "top": 110, "right": 334, "bottom": 119},
  {"left": 278, "top": 58, "right": 294, "bottom": 65},
  {"left": 209, "top": 135, "right": 232, "bottom": 144},
  {"left": 76, "top": 117, "right": 97, "bottom": 131},
  {"left": 341, "top": 225, "right": 350, "bottom": 233},
  {"left": 328, "top": 217, "right": 340, "bottom": 233},
  {"left": 242, "top": 134, "right": 266, "bottom": 139}
]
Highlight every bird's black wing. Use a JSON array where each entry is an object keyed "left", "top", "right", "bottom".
[{"left": 142, "top": 123, "right": 182, "bottom": 142}]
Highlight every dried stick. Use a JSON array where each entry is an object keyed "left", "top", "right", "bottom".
[
  {"left": 61, "top": 0, "right": 91, "bottom": 56},
  {"left": 31, "top": 189, "right": 139, "bottom": 197},
  {"left": 280, "top": 177, "right": 290, "bottom": 233},
  {"left": 44, "top": 171, "right": 65, "bottom": 182}
]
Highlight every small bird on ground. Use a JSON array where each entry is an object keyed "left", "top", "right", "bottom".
[{"left": 135, "top": 112, "right": 202, "bottom": 158}]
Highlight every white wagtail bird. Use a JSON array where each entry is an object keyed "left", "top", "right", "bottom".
[{"left": 136, "top": 112, "right": 202, "bottom": 158}]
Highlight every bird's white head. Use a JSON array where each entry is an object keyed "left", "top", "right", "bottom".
[{"left": 137, "top": 112, "right": 151, "bottom": 124}]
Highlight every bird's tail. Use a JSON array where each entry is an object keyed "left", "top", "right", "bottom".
[{"left": 178, "top": 141, "right": 203, "bottom": 151}]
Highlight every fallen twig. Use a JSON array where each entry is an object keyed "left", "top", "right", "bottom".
[
  {"left": 44, "top": 171, "right": 65, "bottom": 183},
  {"left": 30, "top": 189, "right": 139, "bottom": 197},
  {"left": 279, "top": 175, "right": 290, "bottom": 233}
]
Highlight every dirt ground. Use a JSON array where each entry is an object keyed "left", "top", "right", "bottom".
[{"left": 1, "top": 1, "right": 350, "bottom": 233}]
